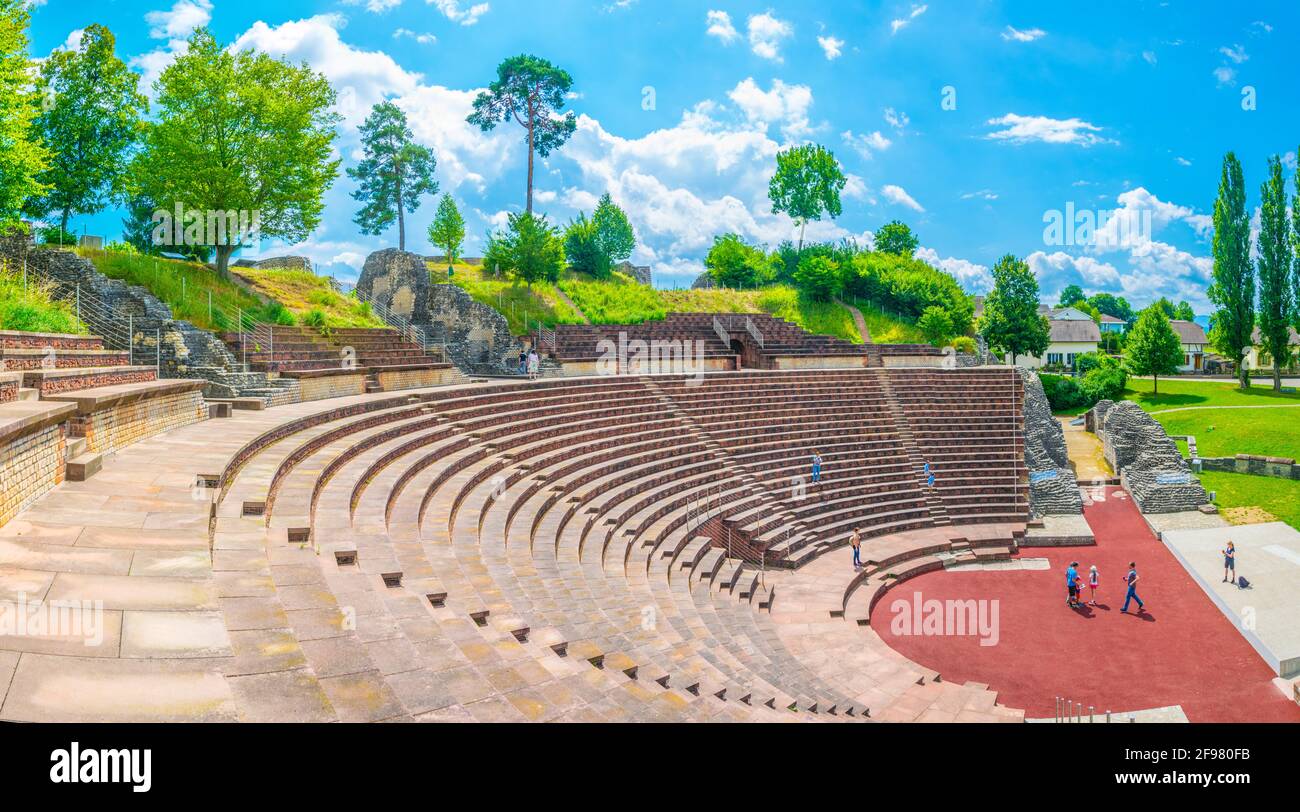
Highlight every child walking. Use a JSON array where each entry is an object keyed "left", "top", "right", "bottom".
[{"left": 1087, "top": 565, "right": 1099, "bottom": 606}]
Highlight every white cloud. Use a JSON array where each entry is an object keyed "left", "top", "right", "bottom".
[
  {"left": 1213, "top": 66, "right": 1237, "bottom": 86},
  {"left": 882, "top": 184, "right": 924, "bottom": 212},
  {"left": 705, "top": 10, "right": 739, "bottom": 44},
  {"left": 342, "top": 0, "right": 404, "bottom": 12},
  {"left": 890, "top": 4, "right": 927, "bottom": 35},
  {"left": 916, "top": 248, "right": 992, "bottom": 294},
  {"left": 817, "top": 35, "right": 844, "bottom": 60},
  {"left": 961, "top": 190, "right": 998, "bottom": 201},
  {"left": 727, "top": 78, "right": 816, "bottom": 140},
  {"left": 145, "top": 0, "right": 213, "bottom": 39},
  {"left": 1219, "top": 43, "right": 1249, "bottom": 63},
  {"left": 394, "top": 28, "right": 437, "bottom": 45},
  {"left": 1175, "top": 156, "right": 1191, "bottom": 166},
  {"left": 841, "top": 129, "right": 891, "bottom": 159},
  {"left": 884, "top": 107, "right": 909, "bottom": 130},
  {"left": 1001, "top": 25, "right": 1045, "bottom": 42},
  {"left": 1142, "top": 50, "right": 1157, "bottom": 65},
  {"left": 747, "top": 11, "right": 793, "bottom": 61},
  {"left": 985, "top": 113, "right": 1116, "bottom": 147},
  {"left": 428, "top": 0, "right": 490, "bottom": 26}
]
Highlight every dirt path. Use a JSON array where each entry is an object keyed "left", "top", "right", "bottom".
[
  {"left": 1057, "top": 416, "right": 1111, "bottom": 481},
  {"left": 836, "top": 299, "right": 871, "bottom": 343},
  {"left": 553, "top": 286, "right": 590, "bottom": 324}
]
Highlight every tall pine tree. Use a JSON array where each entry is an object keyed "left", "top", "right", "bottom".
[
  {"left": 1257, "top": 154, "right": 1295, "bottom": 390},
  {"left": 348, "top": 102, "right": 438, "bottom": 252},
  {"left": 1208, "top": 152, "right": 1256, "bottom": 389}
]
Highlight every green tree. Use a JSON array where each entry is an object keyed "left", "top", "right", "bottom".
[
  {"left": 0, "top": 0, "right": 48, "bottom": 226},
  {"left": 1126, "top": 305, "right": 1185, "bottom": 395},
  {"left": 768, "top": 144, "right": 846, "bottom": 253},
  {"left": 1057, "top": 284, "right": 1085, "bottom": 308},
  {"left": 1257, "top": 154, "right": 1295, "bottom": 391},
  {"left": 874, "top": 220, "right": 919, "bottom": 258},
  {"left": 592, "top": 193, "right": 635, "bottom": 264},
  {"left": 131, "top": 29, "right": 340, "bottom": 278},
  {"left": 348, "top": 101, "right": 437, "bottom": 252},
  {"left": 467, "top": 55, "right": 576, "bottom": 215},
  {"left": 1208, "top": 152, "right": 1256, "bottom": 389},
  {"left": 494, "top": 211, "right": 565, "bottom": 286},
  {"left": 917, "top": 305, "right": 955, "bottom": 348},
  {"left": 25, "top": 25, "right": 147, "bottom": 235},
  {"left": 1172, "top": 300, "right": 1196, "bottom": 321},
  {"left": 1087, "top": 292, "right": 1134, "bottom": 324},
  {"left": 705, "top": 233, "right": 773, "bottom": 289},
  {"left": 563, "top": 212, "right": 610, "bottom": 278},
  {"left": 980, "top": 254, "right": 1050, "bottom": 366},
  {"left": 427, "top": 194, "right": 465, "bottom": 268},
  {"left": 793, "top": 254, "right": 841, "bottom": 301}
]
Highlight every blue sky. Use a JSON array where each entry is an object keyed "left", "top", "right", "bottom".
[{"left": 26, "top": 0, "right": 1300, "bottom": 312}]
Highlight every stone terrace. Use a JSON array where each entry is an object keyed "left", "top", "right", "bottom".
[{"left": 0, "top": 367, "right": 1030, "bottom": 722}]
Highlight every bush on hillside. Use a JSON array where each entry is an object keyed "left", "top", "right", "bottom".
[
  {"left": 846, "top": 250, "right": 974, "bottom": 334},
  {"left": 705, "top": 233, "right": 776, "bottom": 289},
  {"left": 951, "top": 336, "right": 977, "bottom": 353},
  {"left": 793, "top": 255, "right": 842, "bottom": 302},
  {"left": 563, "top": 213, "right": 612, "bottom": 279},
  {"left": 917, "top": 305, "right": 954, "bottom": 347},
  {"left": 1040, "top": 373, "right": 1087, "bottom": 411}
]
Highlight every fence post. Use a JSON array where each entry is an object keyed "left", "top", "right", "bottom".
[
  {"left": 155, "top": 329, "right": 160, "bottom": 373},
  {"left": 128, "top": 315, "right": 133, "bottom": 364},
  {"left": 75, "top": 283, "right": 81, "bottom": 321}
]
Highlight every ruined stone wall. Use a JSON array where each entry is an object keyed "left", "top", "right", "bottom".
[
  {"left": 1019, "top": 369, "right": 1083, "bottom": 516},
  {"left": 1093, "top": 400, "right": 1208, "bottom": 513},
  {"left": 424, "top": 283, "right": 521, "bottom": 374},
  {"left": 355, "top": 249, "right": 431, "bottom": 322}
]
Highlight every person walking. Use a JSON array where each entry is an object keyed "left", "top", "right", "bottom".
[
  {"left": 1223, "top": 541, "right": 1236, "bottom": 584},
  {"left": 1121, "top": 562, "right": 1145, "bottom": 614},
  {"left": 1087, "top": 565, "right": 1100, "bottom": 606},
  {"left": 517, "top": 349, "right": 528, "bottom": 376},
  {"left": 810, "top": 450, "right": 823, "bottom": 486},
  {"left": 849, "top": 527, "right": 862, "bottom": 571},
  {"left": 527, "top": 349, "right": 540, "bottom": 381},
  {"left": 1065, "top": 561, "right": 1081, "bottom": 608}
]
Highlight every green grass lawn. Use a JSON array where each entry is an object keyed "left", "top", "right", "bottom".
[
  {"left": 1155, "top": 407, "right": 1300, "bottom": 461},
  {"left": 1126, "top": 377, "right": 1300, "bottom": 412},
  {"left": 438, "top": 262, "right": 585, "bottom": 334},
  {"left": 1201, "top": 470, "right": 1300, "bottom": 530},
  {"left": 0, "top": 261, "right": 87, "bottom": 334}
]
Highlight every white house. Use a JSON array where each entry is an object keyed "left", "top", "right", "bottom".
[
  {"left": 1098, "top": 313, "right": 1127, "bottom": 334},
  {"left": 1171, "top": 320, "right": 1208, "bottom": 373},
  {"left": 1012, "top": 311, "right": 1100, "bottom": 369},
  {"left": 1243, "top": 326, "right": 1300, "bottom": 372}
]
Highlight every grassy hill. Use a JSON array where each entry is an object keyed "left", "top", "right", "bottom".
[
  {"left": 233, "top": 267, "right": 387, "bottom": 329},
  {"left": 77, "top": 248, "right": 384, "bottom": 332},
  {"left": 0, "top": 259, "right": 86, "bottom": 334},
  {"left": 442, "top": 265, "right": 924, "bottom": 344}
]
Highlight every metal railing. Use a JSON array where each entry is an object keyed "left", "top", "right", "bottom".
[
  {"left": 712, "top": 316, "right": 730, "bottom": 347},
  {"left": 744, "top": 316, "right": 765, "bottom": 349},
  {"left": 351, "top": 286, "right": 447, "bottom": 363}
]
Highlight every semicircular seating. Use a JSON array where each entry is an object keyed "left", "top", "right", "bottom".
[{"left": 209, "top": 366, "right": 1030, "bottom": 721}]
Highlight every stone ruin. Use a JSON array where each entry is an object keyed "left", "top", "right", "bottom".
[
  {"left": 1019, "top": 369, "right": 1083, "bottom": 516},
  {"left": 355, "top": 248, "right": 522, "bottom": 375},
  {"left": 233, "top": 256, "right": 313, "bottom": 273},
  {"left": 1089, "top": 400, "right": 1208, "bottom": 513}
]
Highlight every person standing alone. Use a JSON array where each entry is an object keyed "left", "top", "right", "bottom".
[
  {"left": 849, "top": 527, "right": 862, "bottom": 571},
  {"left": 1121, "top": 562, "right": 1145, "bottom": 614}
]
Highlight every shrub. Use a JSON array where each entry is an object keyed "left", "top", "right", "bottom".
[
  {"left": 846, "top": 251, "right": 974, "bottom": 334},
  {"left": 917, "top": 305, "right": 954, "bottom": 347},
  {"left": 1080, "top": 364, "right": 1127, "bottom": 403},
  {"left": 563, "top": 213, "right": 612, "bottom": 279},
  {"left": 38, "top": 225, "right": 78, "bottom": 246},
  {"left": 300, "top": 309, "right": 328, "bottom": 330},
  {"left": 488, "top": 212, "right": 565, "bottom": 285},
  {"left": 1040, "top": 373, "right": 1088, "bottom": 411},
  {"left": 951, "top": 336, "right": 977, "bottom": 354},
  {"left": 705, "top": 233, "right": 775, "bottom": 289},
  {"left": 793, "top": 255, "right": 842, "bottom": 301}
]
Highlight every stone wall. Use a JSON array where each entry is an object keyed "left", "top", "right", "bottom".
[
  {"left": 69, "top": 389, "right": 207, "bottom": 455},
  {"left": 1092, "top": 400, "right": 1208, "bottom": 513},
  {"left": 1200, "top": 454, "right": 1300, "bottom": 480},
  {"left": 0, "top": 374, "right": 19, "bottom": 403},
  {"left": 0, "top": 245, "right": 298, "bottom": 405},
  {"left": 0, "top": 421, "right": 65, "bottom": 528},
  {"left": 375, "top": 366, "right": 467, "bottom": 392},
  {"left": 424, "top": 283, "right": 521, "bottom": 374},
  {"left": 1019, "top": 369, "right": 1083, "bottom": 516},
  {"left": 233, "top": 256, "right": 312, "bottom": 272},
  {"left": 356, "top": 249, "right": 431, "bottom": 321},
  {"left": 294, "top": 372, "right": 369, "bottom": 403}
]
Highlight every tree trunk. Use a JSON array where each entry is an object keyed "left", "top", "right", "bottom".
[
  {"left": 797, "top": 220, "right": 806, "bottom": 254},
  {"left": 215, "top": 244, "right": 236, "bottom": 281},
  {"left": 396, "top": 176, "right": 406, "bottom": 252},
  {"left": 60, "top": 209, "right": 70, "bottom": 240},
  {"left": 526, "top": 120, "right": 536, "bottom": 215},
  {"left": 1274, "top": 362, "right": 1282, "bottom": 393},
  {"left": 1153, "top": 374, "right": 1159, "bottom": 396}
]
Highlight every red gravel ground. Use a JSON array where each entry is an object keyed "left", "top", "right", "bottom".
[{"left": 871, "top": 487, "right": 1300, "bottom": 722}]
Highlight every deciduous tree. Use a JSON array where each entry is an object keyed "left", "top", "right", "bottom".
[
  {"left": 1257, "top": 154, "right": 1295, "bottom": 390},
  {"left": 768, "top": 144, "right": 846, "bottom": 253},
  {"left": 1126, "top": 305, "right": 1185, "bottom": 395},
  {"left": 1207, "top": 152, "right": 1256, "bottom": 389},
  {"left": 980, "top": 254, "right": 1049, "bottom": 366}
]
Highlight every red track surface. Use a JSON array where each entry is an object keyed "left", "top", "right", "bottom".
[{"left": 871, "top": 487, "right": 1300, "bottom": 722}]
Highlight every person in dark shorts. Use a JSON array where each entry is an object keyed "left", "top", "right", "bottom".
[
  {"left": 850, "top": 527, "right": 862, "bottom": 570},
  {"left": 1223, "top": 541, "right": 1236, "bottom": 584},
  {"left": 1065, "top": 561, "right": 1080, "bottom": 608}
]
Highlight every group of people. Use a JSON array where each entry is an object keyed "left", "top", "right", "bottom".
[
  {"left": 517, "top": 348, "right": 541, "bottom": 380},
  {"left": 1065, "top": 561, "right": 1145, "bottom": 614}
]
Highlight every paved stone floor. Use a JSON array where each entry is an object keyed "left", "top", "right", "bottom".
[{"left": 1057, "top": 417, "right": 1111, "bottom": 483}]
